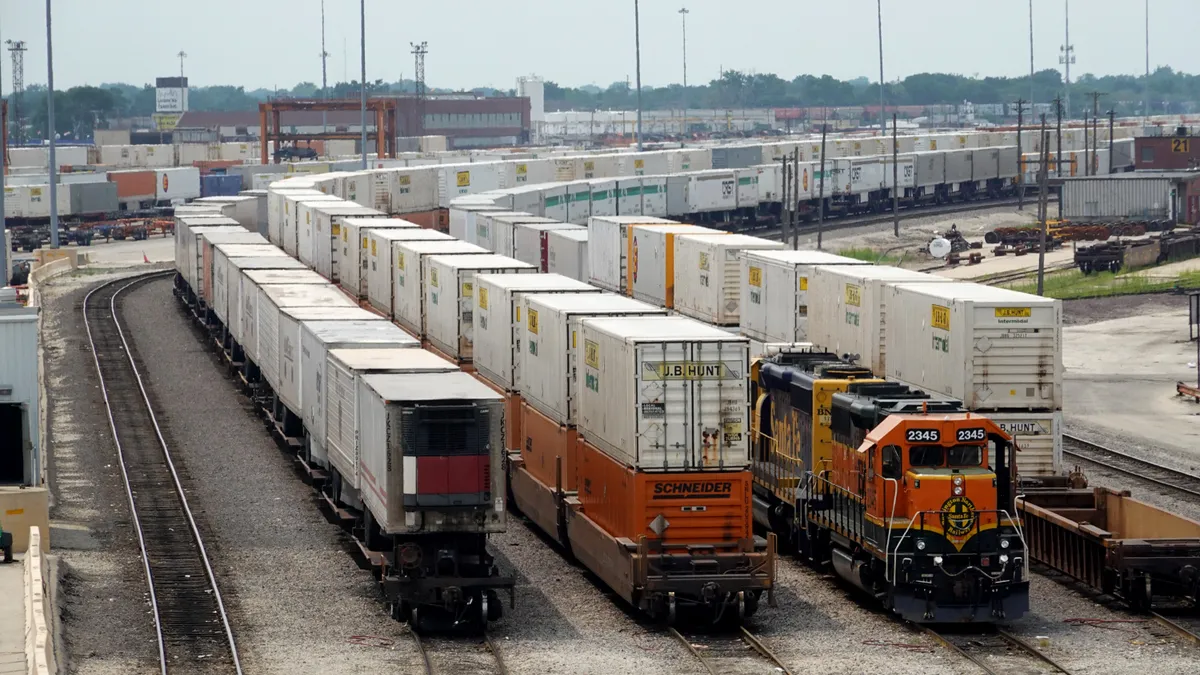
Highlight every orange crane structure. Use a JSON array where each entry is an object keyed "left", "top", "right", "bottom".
[{"left": 259, "top": 98, "right": 399, "bottom": 165}]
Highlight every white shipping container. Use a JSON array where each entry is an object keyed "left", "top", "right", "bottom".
[
  {"left": 251, "top": 284, "right": 355, "bottom": 383},
  {"left": 476, "top": 213, "right": 549, "bottom": 257},
  {"left": 512, "top": 222, "right": 582, "bottom": 269},
  {"left": 739, "top": 250, "right": 871, "bottom": 344},
  {"left": 564, "top": 181, "right": 592, "bottom": 225},
  {"left": 437, "top": 163, "right": 504, "bottom": 208},
  {"left": 296, "top": 322, "right": 420, "bottom": 468},
  {"left": 197, "top": 232, "right": 272, "bottom": 305},
  {"left": 989, "top": 411, "right": 1063, "bottom": 478},
  {"left": 885, "top": 282, "right": 1063, "bottom": 410},
  {"left": 288, "top": 196, "right": 346, "bottom": 258},
  {"left": 473, "top": 274, "right": 600, "bottom": 392},
  {"left": 176, "top": 220, "right": 242, "bottom": 292},
  {"left": 586, "top": 216, "right": 678, "bottom": 293},
  {"left": 325, "top": 349, "right": 459, "bottom": 505},
  {"left": 688, "top": 171, "right": 739, "bottom": 212},
  {"left": 424, "top": 254, "right": 536, "bottom": 362},
  {"left": 215, "top": 252, "right": 304, "bottom": 335},
  {"left": 545, "top": 228, "right": 589, "bottom": 280},
  {"left": 806, "top": 265, "right": 953, "bottom": 376},
  {"left": 542, "top": 183, "right": 569, "bottom": 222},
  {"left": 309, "top": 205, "right": 384, "bottom": 281},
  {"left": 520, "top": 293, "right": 667, "bottom": 426},
  {"left": 672, "top": 234, "right": 784, "bottom": 326},
  {"left": 393, "top": 240, "right": 489, "bottom": 337},
  {"left": 640, "top": 175, "right": 668, "bottom": 217},
  {"left": 629, "top": 224, "right": 717, "bottom": 308},
  {"left": 155, "top": 167, "right": 201, "bottom": 202},
  {"left": 448, "top": 204, "right": 504, "bottom": 241},
  {"left": 338, "top": 217, "right": 421, "bottom": 298},
  {"left": 387, "top": 168, "right": 440, "bottom": 213},
  {"left": 357, "top": 372, "right": 505, "bottom": 535},
  {"left": 576, "top": 316, "right": 749, "bottom": 470},
  {"left": 363, "top": 228, "right": 447, "bottom": 315},
  {"left": 588, "top": 179, "right": 617, "bottom": 218},
  {"left": 268, "top": 188, "right": 325, "bottom": 249}
]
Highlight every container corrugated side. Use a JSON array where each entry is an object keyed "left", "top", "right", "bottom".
[
  {"left": 357, "top": 372, "right": 505, "bottom": 535},
  {"left": 393, "top": 240, "right": 490, "bottom": 337},
  {"left": 586, "top": 216, "right": 678, "bottom": 292},
  {"left": 218, "top": 254, "right": 305, "bottom": 335},
  {"left": 325, "top": 349, "right": 458, "bottom": 504},
  {"left": 512, "top": 222, "right": 582, "bottom": 270},
  {"left": 364, "top": 228, "right": 443, "bottom": 316},
  {"left": 309, "top": 205, "right": 383, "bottom": 280},
  {"left": 739, "top": 250, "right": 871, "bottom": 343},
  {"left": 989, "top": 411, "right": 1062, "bottom": 477},
  {"left": 629, "top": 224, "right": 716, "bottom": 308},
  {"left": 340, "top": 218, "right": 423, "bottom": 299},
  {"left": 424, "top": 255, "right": 536, "bottom": 362},
  {"left": 806, "top": 265, "right": 953, "bottom": 376},
  {"left": 1060, "top": 176, "right": 1174, "bottom": 222},
  {"left": 254, "top": 284, "right": 356, "bottom": 387},
  {"left": 472, "top": 274, "right": 600, "bottom": 392},
  {"left": 884, "top": 282, "right": 1063, "bottom": 411},
  {"left": 576, "top": 316, "right": 750, "bottom": 471},
  {"left": 520, "top": 294, "right": 668, "bottom": 427},
  {"left": 545, "top": 229, "right": 589, "bottom": 281},
  {"left": 671, "top": 234, "right": 783, "bottom": 326}
]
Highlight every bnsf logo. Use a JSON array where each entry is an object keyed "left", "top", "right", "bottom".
[{"left": 653, "top": 481, "right": 733, "bottom": 496}]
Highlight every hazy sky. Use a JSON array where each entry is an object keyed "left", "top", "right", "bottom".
[{"left": 0, "top": 0, "right": 1193, "bottom": 93}]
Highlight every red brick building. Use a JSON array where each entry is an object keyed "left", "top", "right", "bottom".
[{"left": 1135, "top": 134, "right": 1200, "bottom": 171}]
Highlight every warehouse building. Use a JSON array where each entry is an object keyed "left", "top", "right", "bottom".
[
  {"left": 1135, "top": 131, "right": 1200, "bottom": 171},
  {"left": 176, "top": 95, "right": 531, "bottom": 148}
]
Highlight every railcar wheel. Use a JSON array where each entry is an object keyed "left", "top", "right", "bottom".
[
  {"left": 737, "top": 591, "right": 746, "bottom": 622},
  {"left": 667, "top": 592, "right": 676, "bottom": 625}
]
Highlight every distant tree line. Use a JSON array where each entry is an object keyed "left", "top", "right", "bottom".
[{"left": 4, "top": 67, "right": 1197, "bottom": 142}]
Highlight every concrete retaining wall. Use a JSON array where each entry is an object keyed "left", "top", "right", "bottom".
[{"left": 23, "top": 527, "right": 55, "bottom": 675}]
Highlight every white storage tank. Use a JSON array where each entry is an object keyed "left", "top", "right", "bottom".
[
  {"left": 671, "top": 233, "right": 784, "bottom": 326},
  {"left": 545, "top": 229, "right": 589, "bottom": 280},
  {"left": 739, "top": 250, "right": 871, "bottom": 344},
  {"left": 576, "top": 316, "right": 750, "bottom": 471},
  {"left": 295, "top": 322, "right": 421, "bottom": 469},
  {"left": 424, "top": 254, "right": 537, "bottom": 362},
  {"left": 884, "top": 282, "right": 1063, "bottom": 411},
  {"left": 393, "top": 240, "right": 490, "bottom": 338},
  {"left": 586, "top": 215, "right": 678, "bottom": 293},
  {"left": 520, "top": 293, "right": 667, "bottom": 427},
  {"left": 806, "top": 265, "right": 952, "bottom": 376},
  {"left": 628, "top": 224, "right": 717, "bottom": 308},
  {"left": 473, "top": 274, "right": 600, "bottom": 392},
  {"left": 325, "top": 349, "right": 459, "bottom": 509},
  {"left": 357, "top": 372, "right": 505, "bottom": 535}
]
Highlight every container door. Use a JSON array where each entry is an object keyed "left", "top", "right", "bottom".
[
  {"left": 688, "top": 341, "right": 748, "bottom": 469},
  {"left": 635, "top": 340, "right": 693, "bottom": 469}
]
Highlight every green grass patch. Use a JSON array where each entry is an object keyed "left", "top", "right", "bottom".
[
  {"left": 837, "top": 247, "right": 903, "bottom": 265},
  {"left": 1006, "top": 268, "right": 1200, "bottom": 299}
]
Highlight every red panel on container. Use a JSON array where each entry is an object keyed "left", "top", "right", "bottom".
[
  {"left": 540, "top": 232, "right": 550, "bottom": 272},
  {"left": 416, "top": 457, "right": 449, "bottom": 494}
]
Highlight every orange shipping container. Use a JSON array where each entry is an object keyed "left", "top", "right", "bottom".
[
  {"left": 107, "top": 170, "right": 157, "bottom": 199},
  {"left": 403, "top": 208, "right": 450, "bottom": 232},
  {"left": 574, "top": 438, "right": 752, "bottom": 545},
  {"left": 521, "top": 402, "right": 578, "bottom": 491}
]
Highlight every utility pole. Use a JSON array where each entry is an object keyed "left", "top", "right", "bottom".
[
  {"left": 791, "top": 148, "right": 800, "bottom": 250},
  {"left": 1015, "top": 99, "right": 1027, "bottom": 210},
  {"left": 780, "top": 154, "right": 790, "bottom": 246},
  {"left": 876, "top": 0, "right": 885, "bottom": 132},
  {"left": 6, "top": 41, "right": 26, "bottom": 147},
  {"left": 321, "top": 0, "right": 329, "bottom": 137},
  {"left": 679, "top": 7, "right": 688, "bottom": 137},
  {"left": 177, "top": 50, "right": 186, "bottom": 78},
  {"left": 411, "top": 42, "right": 428, "bottom": 137},
  {"left": 1107, "top": 110, "right": 1115, "bottom": 174},
  {"left": 1037, "top": 116, "right": 1049, "bottom": 296},
  {"left": 892, "top": 113, "right": 899, "bottom": 237},
  {"left": 1144, "top": 0, "right": 1150, "bottom": 118},
  {"left": 46, "top": 0, "right": 59, "bottom": 248},
  {"left": 1059, "top": 0, "right": 1075, "bottom": 121},
  {"left": 817, "top": 121, "right": 828, "bottom": 250},
  {"left": 634, "top": 0, "right": 643, "bottom": 150},
  {"left": 1053, "top": 95, "right": 1063, "bottom": 177},
  {"left": 1029, "top": 0, "right": 1035, "bottom": 107},
  {"left": 1086, "top": 91, "right": 1105, "bottom": 176},
  {"left": 359, "top": 0, "right": 368, "bottom": 170}
]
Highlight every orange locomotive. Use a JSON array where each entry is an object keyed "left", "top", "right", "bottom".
[{"left": 751, "top": 350, "right": 1029, "bottom": 623}]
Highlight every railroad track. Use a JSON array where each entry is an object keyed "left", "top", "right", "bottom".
[
  {"left": 759, "top": 197, "right": 1043, "bottom": 242},
  {"left": 410, "top": 629, "right": 509, "bottom": 675},
  {"left": 668, "top": 626, "right": 792, "bottom": 675},
  {"left": 923, "top": 626, "right": 1073, "bottom": 675},
  {"left": 84, "top": 272, "right": 243, "bottom": 675},
  {"left": 1151, "top": 611, "right": 1200, "bottom": 646},
  {"left": 1062, "top": 433, "right": 1200, "bottom": 499}
]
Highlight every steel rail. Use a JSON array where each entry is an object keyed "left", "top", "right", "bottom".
[
  {"left": 1063, "top": 433, "right": 1200, "bottom": 499},
  {"left": 84, "top": 271, "right": 243, "bottom": 674}
]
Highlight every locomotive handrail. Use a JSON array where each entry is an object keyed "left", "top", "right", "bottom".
[
  {"left": 888, "top": 509, "right": 1027, "bottom": 584},
  {"left": 997, "top": 509, "right": 1031, "bottom": 577},
  {"left": 883, "top": 477, "right": 900, "bottom": 582}
]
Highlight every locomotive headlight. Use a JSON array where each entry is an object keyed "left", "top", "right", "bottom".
[
  {"left": 916, "top": 539, "right": 927, "bottom": 551},
  {"left": 952, "top": 475, "right": 964, "bottom": 486},
  {"left": 999, "top": 554, "right": 1010, "bottom": 565},
  {"left": 953, "top": 486, "right": 964, "bottom": 496},
  {"left": 1000, "top": 538, "right": 1011, "bottom": 549},
  {"left": 933, "top": 556, "right": 944, "bottom": 566}
]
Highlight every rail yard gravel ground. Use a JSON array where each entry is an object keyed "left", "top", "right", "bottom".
[
  {"left": 41, "top": 269, "right": 167, "bottom": 675},
  {"left": 116, "top": 276, "right": 421, "bottom": 673}
]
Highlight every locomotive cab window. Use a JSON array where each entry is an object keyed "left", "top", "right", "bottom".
[
  {"left": 908, "top": 445, "right": 944, "bottom": 467},
  {"left": 948, "top": 444, "right": 983, "bottom": 467},
  {"left": 881, "top": 445, "right": 902, "bottom": 479}
]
